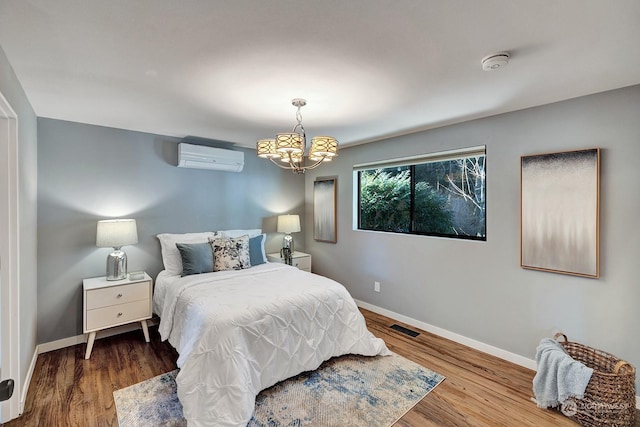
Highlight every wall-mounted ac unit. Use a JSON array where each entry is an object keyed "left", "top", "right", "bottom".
[{"left": 177, "top": 143, "right": 244, "bottom": 172}]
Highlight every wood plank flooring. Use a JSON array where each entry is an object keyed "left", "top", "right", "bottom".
[{"left": 5, "top": 309, "right": 638, "bottom": 426}]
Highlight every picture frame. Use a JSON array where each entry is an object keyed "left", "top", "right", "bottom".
[
  {"left": 313, "top": 177, "right": 337, "bottom": 243},
  {"left": 520, "top": 148, "right": 600, "bottom": 278}
]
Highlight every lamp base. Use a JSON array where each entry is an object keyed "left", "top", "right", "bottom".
[
  {"left": 281, "top": 234, "right": 294, "bottom": 265},
  {"left": 106, "top": 249, "right": 127, "bottom": 281},
  {"left": 282, "top": 234, "right": 294, "bottom": 254}
]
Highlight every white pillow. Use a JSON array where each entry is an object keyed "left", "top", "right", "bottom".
[
  {"left": 157, "top": 232, "right": 216, "bottom": 275},
  {"left": 219, "top": 229, "right": 262, "bottom": 238}
]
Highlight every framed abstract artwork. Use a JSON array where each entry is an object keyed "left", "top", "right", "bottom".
[
  {"left": 313, "top": 177, "right": 337, "bottom": 243},
  {"left": 520, "top": 148, "right": 600, "bottom": 278}
]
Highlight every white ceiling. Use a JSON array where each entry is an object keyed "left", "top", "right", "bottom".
[{"left": 1, "top": 1, "right": 639, "bottom": 149}]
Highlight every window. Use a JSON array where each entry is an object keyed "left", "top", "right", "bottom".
[{"left": 355, "top": 146, "right": 486, "bottom": 240}]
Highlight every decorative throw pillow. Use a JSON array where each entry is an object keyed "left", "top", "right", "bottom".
[
  {"left": 248, "top": 234, "right": 267, "bottom": 266},
  {"left": 176, "top": 242, "right": 214, "bottom": 276},
  {"left": 210, "top": 235, "right": 251, "bottom": 271}
]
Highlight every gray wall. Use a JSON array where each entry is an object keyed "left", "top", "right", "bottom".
[
  {"left": 305, "top": 85, "right": 640, "bottom": 392},
  {"left": 0, "top": 45, "right": 38, "bottom": 409},
  {"left": 37, "top": 119, "right": 305, "bottom": 343}
]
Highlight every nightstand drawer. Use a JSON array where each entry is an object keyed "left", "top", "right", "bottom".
[
  {"left": 86, "top": 281, "right": 149, "bottom": 310},
  {"left": 86, "top": 299, "right": 150, "bottom": 331},
  {"left": 292, "top": 257, "right": 311, "bottom": 271}
]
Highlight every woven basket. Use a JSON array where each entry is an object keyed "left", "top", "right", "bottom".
[{"left": 553, "top": 333, "right": 636, "bottom": 427}]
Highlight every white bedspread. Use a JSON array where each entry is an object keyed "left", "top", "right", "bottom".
[{"left": 154, "top": 263, "right": 390, "bottom": 427}]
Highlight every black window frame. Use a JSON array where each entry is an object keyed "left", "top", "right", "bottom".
[{"left": 355, "top": 146, "right": 486, "bottom": 241}]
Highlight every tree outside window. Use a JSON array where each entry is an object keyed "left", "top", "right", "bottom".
[{"left": 357, "top": 149, "right": 485, "bottom": 241}]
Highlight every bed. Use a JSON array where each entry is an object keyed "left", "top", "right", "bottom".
[{"left": 153, "top": 230, "right": 390, "bottom": 426}]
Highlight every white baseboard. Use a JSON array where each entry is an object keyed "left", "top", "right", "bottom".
[
  {"left": 20, "top": 319, "right": 159, "bottom": 417},
  {"left": 36, "top": 334, "right": 86, "bottom": 354},
  {"left": 356, "top": 300, "right": 640, "bottom": 410},
  {"left": 355, "top": 299, "right": 537, "bottom": 370},
  {"left": 37, "top": 319, "right": 158, "bottom": 354},
  {"left": 19, "top": 350, "right": 38, "bottom": 415}
]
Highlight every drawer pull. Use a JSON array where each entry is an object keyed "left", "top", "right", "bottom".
[
  {"left": 117, "top": 312, "right": 123, "bottom": 317},
  {"left": 116, "top": 293, "right": 123, "bottom": 298}
]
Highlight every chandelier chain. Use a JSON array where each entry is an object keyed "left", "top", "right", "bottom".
[
  {"left": 296, "top": 106, "right": 303, "bottom": 125},
  {"left": 294, "top": 105, "right": 305, "bottom": 140}
]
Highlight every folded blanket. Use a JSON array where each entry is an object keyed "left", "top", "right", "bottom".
[{"left": 533, "top": 337, "right": 594, "bottom": 408}]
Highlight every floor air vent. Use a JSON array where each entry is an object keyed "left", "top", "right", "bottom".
[{"left": 390, "top": 324, "right": 420, "bottom": 337}]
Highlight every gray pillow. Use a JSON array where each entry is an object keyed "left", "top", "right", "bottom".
[
  {"left": 176, "top": 242, "right": 214, "bottom": 276},
  {"left": 249, "top": 234, "right": 266, "bottom": 266}
]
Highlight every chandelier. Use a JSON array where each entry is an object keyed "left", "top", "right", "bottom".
[{"left": 256, "top": 98, "right": 338, "bottom": 174}]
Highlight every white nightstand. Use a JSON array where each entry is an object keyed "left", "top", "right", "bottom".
[
  {"left": 267, "top": 251, "right": 312, "bottom": 272},
  {"left": 83, "top": 272, "right": 153, "bottom": 359}
]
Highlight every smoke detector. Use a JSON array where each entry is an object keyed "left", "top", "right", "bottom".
[{"left": 481, "top": 52, "right": 510, "bottom": 71}]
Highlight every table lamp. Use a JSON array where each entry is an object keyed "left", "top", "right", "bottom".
[
  {"left": 96, "top": 219, "right": 138, "bottom": 280},
  {"left": 277, "top": 214, "right": 301, "bottom": 255}
]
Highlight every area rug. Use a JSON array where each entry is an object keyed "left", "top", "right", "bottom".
[{"left": 114, "top": 353, "right": 445, "bottom": 427}]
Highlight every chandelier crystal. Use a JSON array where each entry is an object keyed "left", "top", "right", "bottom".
[{"left": 256, "top": 98, "right": 338, "bottom": 173}]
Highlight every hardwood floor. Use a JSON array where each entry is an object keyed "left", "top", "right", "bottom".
[{"left": 5, "top": 309, "right": 638, "bottom": 426}]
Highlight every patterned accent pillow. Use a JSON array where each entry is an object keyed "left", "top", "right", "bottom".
[{"left": 210, "top": 235, "right": 251, "bottom": 271}]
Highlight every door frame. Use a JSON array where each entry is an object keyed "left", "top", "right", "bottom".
[{"left": 0, "top": 91, "right": 21, "bottom": 422}]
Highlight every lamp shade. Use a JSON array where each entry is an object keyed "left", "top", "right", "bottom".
[
  {"left": 96, "top": 219, "right": 138, "bottom": 248},
  {"left": 277, "top": 215, "right": 301, "bottom": 233},
  {"left": 310, "top": 136, "right": 338, "bottom": 158},
  {"left": 275, "top": 133, "right": 303, "bottom": 154},
  {"left": 280, "top": 151, "right": 303, "bottom": 163},
  {"left": 256, "top": 139, "right": 280, "bottom": 159}
]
